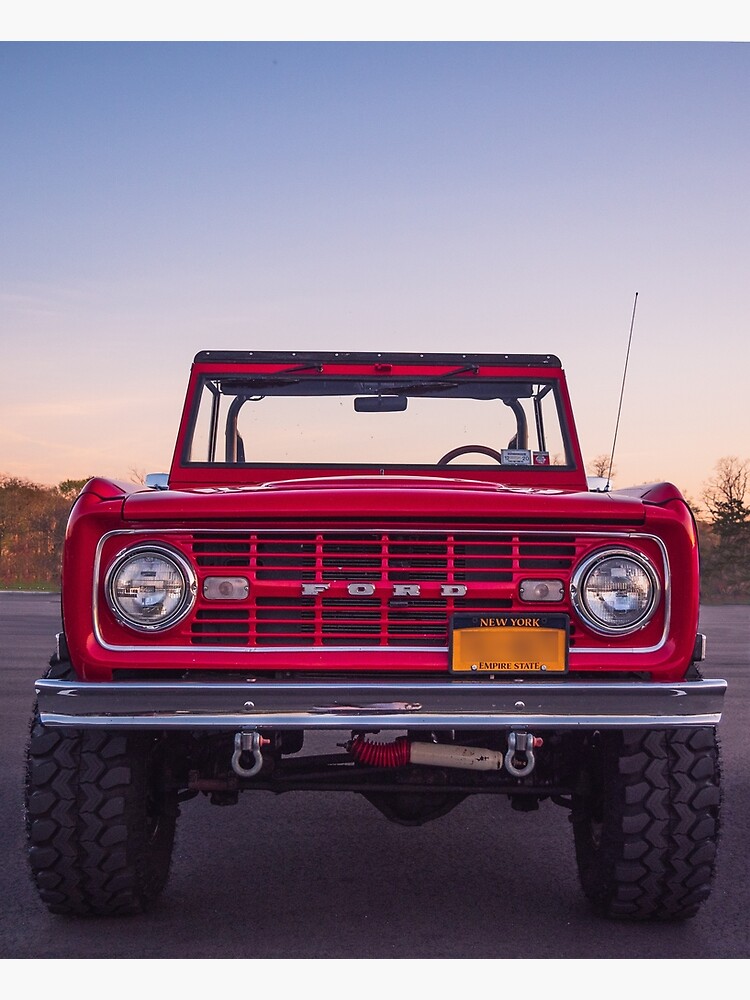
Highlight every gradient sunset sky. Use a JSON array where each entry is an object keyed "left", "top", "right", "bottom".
[{"left": 2, "top": 36, "right": 748, "bottom": 502}]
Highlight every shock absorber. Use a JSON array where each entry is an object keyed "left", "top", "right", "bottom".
[
  {"left": 349, "top": 734, "right": 411, "bottom": 767},
  {"left": 348, "top": 733, "right": 543, "bottom": 775}
]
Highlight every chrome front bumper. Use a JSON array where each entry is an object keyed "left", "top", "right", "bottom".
[{"left": 35, "top": 677, "right": 727, "bottom": 731}]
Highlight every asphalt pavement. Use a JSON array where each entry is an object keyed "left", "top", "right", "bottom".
[{"left": 1, "top": 592, "right": 747, "bottom": 960}]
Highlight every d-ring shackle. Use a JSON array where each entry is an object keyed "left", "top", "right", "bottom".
[
  {"left": 504, "top": 731, "right": 537, "bottom": 778},
  {"left": 232, "top": 731, "right": 265, "bottom": 778}
]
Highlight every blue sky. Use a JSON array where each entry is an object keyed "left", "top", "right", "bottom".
[{"left": 1, "top": 40, "right": 748, "bottom": 501}]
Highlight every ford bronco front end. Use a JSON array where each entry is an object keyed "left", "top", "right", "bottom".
[{"left": 26, "top": 351, "right": 725, "bottom": 920}]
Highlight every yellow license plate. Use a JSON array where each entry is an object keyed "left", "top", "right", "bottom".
[{"left": 450, "top": 613, "right": 569, "bottom": 674}]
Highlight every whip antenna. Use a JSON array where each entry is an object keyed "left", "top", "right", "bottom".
[{"left": 607, "top": 291, "right": 639, "bottom": 489}]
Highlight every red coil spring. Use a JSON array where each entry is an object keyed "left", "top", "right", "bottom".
[{"left": 348, "top": 734, "right": 410, "bottom": 767}]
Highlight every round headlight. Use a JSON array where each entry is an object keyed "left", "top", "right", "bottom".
[
  {"left": 571, "top": 549, "right": 660, "bottom": 635},
  {"left": 105, "top": 545, "right": 196, "bottom": 632}
]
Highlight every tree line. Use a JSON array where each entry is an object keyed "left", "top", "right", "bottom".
[
  {"left": 0, "top": 477, "right": 89, "bottom": 590},
  {"left": 1, "top": 460, "right": 749, "bottom": 602}
]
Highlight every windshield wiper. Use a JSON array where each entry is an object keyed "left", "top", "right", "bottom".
[
  {"left": 372, "top": 366, "right": 478, "bottom": 394},
  {"left": 377, "top": 381, "right": 461, "bottom": 394},
  {"left": 274, "top": 363, "right": 323, "bottom": 375},
  {"left": 219, "top": 367, "right": 323, "bottom": 391},
  {"left": 438, "top": 365, "right": 479, "bottom": 377}
]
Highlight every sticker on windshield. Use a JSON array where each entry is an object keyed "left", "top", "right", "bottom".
[
  {"left": 501, "top": 449, "right": 532, "bottom": 465},
  {"left": 533, "top": 452, "right": 550, "bottom": 465}
]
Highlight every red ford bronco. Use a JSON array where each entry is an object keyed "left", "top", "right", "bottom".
[{"left": 26, "top": 351, "right": 725, "bottom": 919}]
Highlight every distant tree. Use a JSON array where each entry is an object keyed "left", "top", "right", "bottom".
[
  {"left": 588, "top": 454, "right": 613, "bottom": 479},
  {"left": 700, "top": 457, "right": 750, "bottom": 602},
  {"left": 701, "top": 457, "right": 750, "bottom": 542},
  {"left": 57, "top": 478, "right": 93, "bottom": 500}
]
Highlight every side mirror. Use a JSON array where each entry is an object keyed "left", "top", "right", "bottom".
[
  {"left": 587, "top": 476, "right": 610, "bottom": 492},
  {"left": 145, "top": 473, "right": 169, "bottom": 490}
]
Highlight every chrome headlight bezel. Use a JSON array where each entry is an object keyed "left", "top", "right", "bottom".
[
  {"left": 104, "top": 544, "right": 197, "bottom": 633},
  {"left": 570, "top": 548, "right": 661, "bottom": 636}
]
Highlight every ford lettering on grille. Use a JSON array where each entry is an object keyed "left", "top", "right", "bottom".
[{"left": 301, "top": 583, "right": 469, "bottom": 597}]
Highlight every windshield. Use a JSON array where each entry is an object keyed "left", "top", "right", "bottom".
[{"left": 185, "top": 375, "right": 574, "bottom": 470}]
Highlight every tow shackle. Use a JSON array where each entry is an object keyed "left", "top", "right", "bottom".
[
  {"left": 504, "top": 731, "right": 540, "bottom": 778},
  {"left": 231, "top": 731, "right": 266, "bottom": 778}
]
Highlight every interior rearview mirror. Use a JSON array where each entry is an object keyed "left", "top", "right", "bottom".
[{"left": 354, "top": 395, "right": 408, "bottom": 412}]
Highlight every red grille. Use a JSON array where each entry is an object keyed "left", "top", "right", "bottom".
[{"left": 188, "top": 530, "right": 582, "bottom": 647}]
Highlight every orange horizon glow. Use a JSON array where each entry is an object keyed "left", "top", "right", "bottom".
[{"left": 2, "top": 43, "right": 748, "bottom": 505}]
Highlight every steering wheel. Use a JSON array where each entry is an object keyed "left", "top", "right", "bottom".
[{"left": 437, "top": 445, "right": 505, "bottom": 465}]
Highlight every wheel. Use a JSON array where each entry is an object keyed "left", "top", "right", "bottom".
[
  {"left": 25, "top": 655, "right": 178, "bottom": 916},
  {"left": 437, "top": 445, "right": 505, "bottom": 465},
  {"left": 571, "top": 728, "right": 721, "bottom": 920}
]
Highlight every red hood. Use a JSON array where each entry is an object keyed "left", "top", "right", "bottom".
[{"left": 120, "top": 475, "right": 647, "bottom": 525}]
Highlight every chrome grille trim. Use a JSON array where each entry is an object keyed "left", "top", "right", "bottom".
[{"left": 93, "top": 528, "right": 669, "bottom": 655}]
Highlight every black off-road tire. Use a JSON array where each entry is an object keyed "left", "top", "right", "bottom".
[
  {"left": 572, "top": 728, "right": 721, "bottom": 921},
  {"left": 25, "top": 656, "right": 178, "bottom": 916}
]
